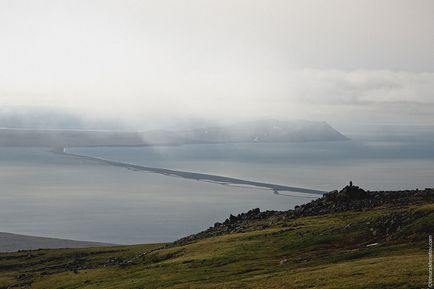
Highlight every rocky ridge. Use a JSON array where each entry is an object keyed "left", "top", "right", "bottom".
[{"left": 176, "top": 183, "right": 434, "bottom": 244}]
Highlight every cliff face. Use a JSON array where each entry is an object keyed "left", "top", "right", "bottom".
[{"left": 177, "top": 185, "right": 434, "bottom": 243}]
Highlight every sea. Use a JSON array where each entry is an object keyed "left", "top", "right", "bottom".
[{"left": 1, "top": 124, "right": 433, "bottom": 244}]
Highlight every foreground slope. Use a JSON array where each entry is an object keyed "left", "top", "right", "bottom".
[{"left": 0, "top": 186, "right": 432, "bottom": 289}]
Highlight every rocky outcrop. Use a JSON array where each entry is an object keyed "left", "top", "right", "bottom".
[
  {"left": 327, "top": 182, "right": 368, "bottom": 200},
  {"left": 299, "top": 185, "right": 434, "bottom": 217},
  {"left": 176, "top": 184, "right": 434, "bottom": 244}
]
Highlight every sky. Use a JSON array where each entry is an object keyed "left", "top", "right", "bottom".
[{"left": 0, "top": 0, "right": 433, "bottom": 129}]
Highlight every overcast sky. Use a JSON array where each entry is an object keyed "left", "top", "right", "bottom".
[{"left": 0, "top": 0, "right": 433, "bottom": 128}]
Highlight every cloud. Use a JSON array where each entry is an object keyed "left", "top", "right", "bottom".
[
  {"left": 0, "top": 0, "right": 433, "bottom": 127},
  {"left": 1, "top": 68, "right": 433, "bottom": 128},
  {"left": 293, "top": 69, "right": 434, "bottom": 106}
]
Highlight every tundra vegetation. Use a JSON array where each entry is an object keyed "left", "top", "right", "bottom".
[{"left": 0, "top": 186, "right": 432, "bottom": 289}]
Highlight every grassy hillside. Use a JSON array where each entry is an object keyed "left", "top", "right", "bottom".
[{"left": 1, "top": 200, "right": 432, "bottom": 289}]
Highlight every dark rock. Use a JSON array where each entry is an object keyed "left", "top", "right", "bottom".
[
  {"left": 338, "top": 184, "right": 368, "bottom": 200},
  {"left": 16, "top": 273, "right": 32, "bottom": 280}
]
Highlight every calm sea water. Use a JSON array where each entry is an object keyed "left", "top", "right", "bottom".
[{"left": 1, "top": 124, "right": 434, "bottom": 244}]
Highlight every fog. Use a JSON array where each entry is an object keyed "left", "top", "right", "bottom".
[{"left": 1, "top": 0, "right": 433, "bottom": 129}]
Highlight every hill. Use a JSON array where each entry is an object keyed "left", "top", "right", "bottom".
[
  {"left": 0, "top": 185, "right": 432, "bottom": 288},
  {"left": 143, "top": 120, "right": 349, "bottom": 144}
]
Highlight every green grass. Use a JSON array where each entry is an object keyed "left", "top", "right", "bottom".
[{"left": 1, "top": 204, "right": 432, "bottom": 289}]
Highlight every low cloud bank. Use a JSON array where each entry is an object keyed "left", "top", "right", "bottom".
[{"left": 1, "top": 69, "right": 433, "bottom": 128}]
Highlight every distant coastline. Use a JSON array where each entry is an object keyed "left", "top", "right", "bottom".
[
  {"left": 0, "top": 232, "right": 116, "bottom": 253},
  {"left": 0, "top": 120, "right": 349, "bottom": 147}
]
